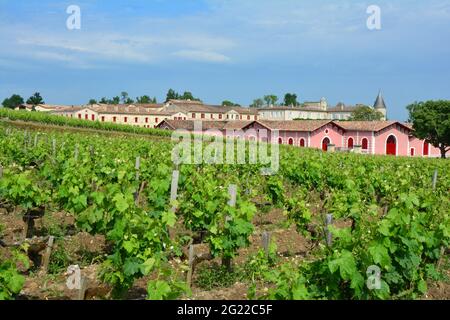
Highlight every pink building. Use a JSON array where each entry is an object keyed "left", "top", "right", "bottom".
[{"left": 157, "top": 119, "right": 441, "bottom": 157}]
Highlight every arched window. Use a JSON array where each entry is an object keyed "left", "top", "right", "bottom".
[
  {"left": 386, "top": 135, "right": 397, "bottom": 156},
  {"left": 288, "top": 138, "right": 294, "bottom": 145},
  {"left": 410, "top": 148, "right": 415, "bottom": 156},
  {"left": 278, "top": 137, "right": 283, "bottom": 144},
  {"left": 299, "top": 139, "right": 305, "bottom": 147},
  {"left": 348, "top": 137, "right": 354, "bottom": 149},
  {"left": 322, "top": 137, "right": 331, "bottom": 151},
  {"left": 423, "top": 141, "right": 429, "bottom": 156},
  {"left": 362, "top": 138, "right": 368, "bottom": 150}
]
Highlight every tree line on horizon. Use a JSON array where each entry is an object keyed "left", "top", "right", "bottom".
[{"left": 1, "top": 92, "right": 44, "bottom": 111}]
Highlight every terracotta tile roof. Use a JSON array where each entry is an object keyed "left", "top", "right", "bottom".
[
  {"left": 51, "top": 106, "right": 85, "bottom": 113},
  {"left": 259, "top": 106, "right": 328, "bottom": 112},
  {"left": 256, "top": 120, "right": 332, "bottom": 131},
  {"left": 90, "top": 105, "right": 173, "bottom": 115},
  {"left": 158, "top": 120, "right": 224, "bottom": 130},
  {"left": 258, "top": 104, "right": 359, "bottom": 113},
  {"left": 52, "top": 104, "right": 174, "bottom": 116},
  {"left": 158, "top": 120, "right": 252, "bottom": 131},
  {"left": 167, "top": 99, "right": 203, "bottom": 105},
  {"left": 20, "top": 104, "right": 73, "bottom": 110},
  {"left": 223, "top": 121, "right": 254, "bottom": 130},
  {"left": 165, "top": 104, "right": 214, "bottom": 113},
  {"left": 166, "top": 102, "right": 258, "bottom": 115},
  {"left": 133, "top": 103, "right": 164, "bottom": 109},
  {"left": 334, "top": 121, "right": 400, "bottom": 132}
]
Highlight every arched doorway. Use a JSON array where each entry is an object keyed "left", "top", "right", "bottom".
[
  {"left": 410, "top": 148, "right": 415, "bottom": 156},
  {"left": 278, "top": 137, "right": 283, "bottom": 144},
  {"left": 299, "top": 139, "right": 305, "bottom": 147},
  {"left": 348, "top": 137, "right": 354, "bottom": 149},
  {"left": 288, "top": 138, "right": 294, "bottom": 145},
  {"left": 386, "top": 135, "right": 397, "bottom": 156},
  {"left": 423, "top": 141, "right": 429, "bottom": 156},
  {"left": 322, "top": 137, "right": 331, "bottom": 151},
  {"left": 362, "top": 138, "right": 368, "bottom": 150}
]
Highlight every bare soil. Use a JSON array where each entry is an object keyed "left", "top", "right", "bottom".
[{"left": 1, "top": 197, "right": 449, "bottom": 301}]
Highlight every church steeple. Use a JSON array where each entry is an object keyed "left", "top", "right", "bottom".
[{"left": 373, "top": 90, "right": 387, "bottom": 120}]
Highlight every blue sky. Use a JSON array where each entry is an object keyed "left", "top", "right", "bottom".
[{"left": 1, "top": 0, "right": 450, "bottom": 120}]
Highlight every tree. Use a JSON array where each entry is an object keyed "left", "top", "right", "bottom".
[
  {"left": 181, "top": 91, "right": 201, "bottom": 102},
  {"left": 222, "top": 100, "right": 240, "bottom": 107},
  {"left": 407, "top": 100, "right": 450, "bottom": 159},
  {"left": 263, "top": 95, "right": 278, "bottom": 107},
  {"left": 181, "top": 91, "right": 194, "bottom": 100},
  {"left": 124, "top": 97, "right": 135, "bottom": 104},
  {"left": 283, "top": 93, "right": 298, "bottom": 106},
  {"left": 26, "top": 92, "right": 44, "bottom": 106},
  {"left": 88, "top": 99, "right": 97, "bottom": 104},
  {"left": 136, "top": 95, "right": 151, "bottom": 104},
  {"left": 99, "top": 97, "right": 108, "bottom": 104},
  {"left": 250, "top": 98, "right": 264, "bottom": 108},
  {"left": 111, "top": 96, "right": 120, "bottom": 105},
  {"left": 349, "top": 105, "right": 384, "bottom": 121},
  {"left": 165, "top": 89, "right": 179, "bottom": 102},
  {"left": 165, "top": 89, "right": 201, "bottom": 102},
  {"left": 2, "top": 94, "right": 24, "bottom": 109}
]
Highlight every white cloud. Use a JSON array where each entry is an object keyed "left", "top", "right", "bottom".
[
  {"left": 30, "top": 51, "right": 75, "bottom": 63},
  {"left": 172, "top": 50, "right": 230, "bottom": 63},
  {"left": 7, "top": 27, "right": 235, "bottom": 66}
]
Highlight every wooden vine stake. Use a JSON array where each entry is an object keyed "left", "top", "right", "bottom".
[
  {"left": 223, "top": 184, "right": 237, "bottom": 272},
  {"left": 262, "top": 231, "right": 271, "bottom": 257},
  {"left": 77, "top": 276, "right": 88, "bottom": 300},
  {"left": 432, "top": 169, "right": 438, "bottom": 191},
  {"left": 228, "top": 184, "right": 237, "bottom": 207},
  {"left": 52, "top": 139, "right": 56, "bottom": 157},
  {"left": 135, "top": 156, "right": 141, "bottom": 181},
  {"left": 41, "top": 236, "right": 55, "bottom": 274},
  {"left": 0, "top": 166, "right": 3, "bottom": 179},
  {"left": 133, "top": 156, "right": 141, "bottom": 204},
  {"left": 325, "top": 214, "right": 333, "bottom": 247},
  {"left": 170, "top": 170, "right": 180, "bottom": 212},
  {"left": 431, "top": 169, "right": 444, "bottom": 268},
  {"left": 74, "top": 145, "right": 79, "bottom": 161},
  {"left": 186, "top": 244, "right": 195, "bottom": 288}
]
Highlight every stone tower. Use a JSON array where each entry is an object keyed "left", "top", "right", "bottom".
[
  {"left": 373, "top": 90, "right": 387, "bottom": 120},
  {"left": 320, "top": 97, "right": 328, "bottom": 110}
]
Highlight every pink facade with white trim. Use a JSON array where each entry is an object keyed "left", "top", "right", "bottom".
[
  {"left": 241, "top": 121, "right": 441, "bottom": 157},
  {"left": 158, "top": 119, "right": 442, "bottom": 158}
]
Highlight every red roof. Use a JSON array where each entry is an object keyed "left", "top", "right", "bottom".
[
  {"left": 254, "top": 120, "right": 333, "bottom": 132},
  {"left": 334, "top": 121, "right": 412, "bottom": 132}
]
